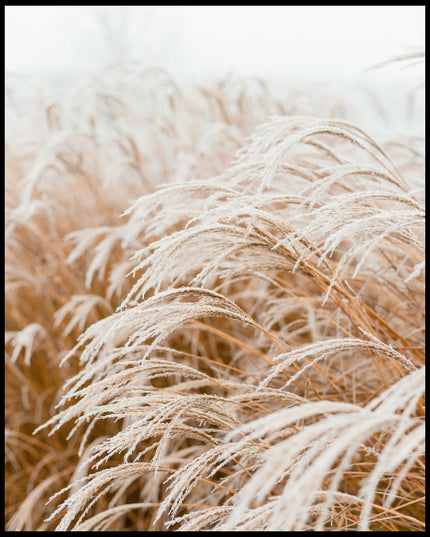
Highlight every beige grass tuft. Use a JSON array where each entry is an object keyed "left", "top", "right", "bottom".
[{"left": 5, "top": 58, "right": 424, "bottom": 531}]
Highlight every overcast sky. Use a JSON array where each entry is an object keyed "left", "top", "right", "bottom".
[{"left": 5, "top": 6, "right": 425, "bottom": 84}]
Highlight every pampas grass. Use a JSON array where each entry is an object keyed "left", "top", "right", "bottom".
[{"left": 5, "top": 58, "right": 424, "bottom": 531}]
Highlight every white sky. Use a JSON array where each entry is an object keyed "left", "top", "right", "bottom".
[{"left": 5, "top": 6, "right": 425, "bottom": 83}]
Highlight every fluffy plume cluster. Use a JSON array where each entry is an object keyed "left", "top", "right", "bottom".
[{"left": 5, "top": 58, "right": 424, "bottom": 531}]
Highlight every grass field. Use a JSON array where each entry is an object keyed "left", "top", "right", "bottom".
[{"left": 5, "top": 57, "right": 425, "bottom": 531}]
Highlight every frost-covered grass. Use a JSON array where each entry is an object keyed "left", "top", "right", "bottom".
[{"left": 5, "top": 58, "right": 425, "bottom": 531}]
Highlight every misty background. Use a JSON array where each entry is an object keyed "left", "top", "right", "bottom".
[{"left": 5, "top": 6, "right": 425, "bottom": 130}]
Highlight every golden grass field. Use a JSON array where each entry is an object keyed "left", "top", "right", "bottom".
[{"left": 5, "top": 56, "right": 425, "bottom": 531}]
